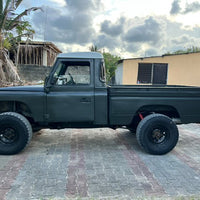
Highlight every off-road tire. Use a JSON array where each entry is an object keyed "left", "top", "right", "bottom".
[
  {"left": 136, "top": 114, "right": 179, "bottom": 155},
  {"left": 0, "top": 112, "right": 32, "bottom": 155}
]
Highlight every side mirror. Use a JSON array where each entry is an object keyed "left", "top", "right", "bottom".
[
  {"left": 50, "top": 76, "right": 58, "bottom": 85},
  {"left": 44, "top": 76, "right": 49, "bottom": 86},
  {"left": 44, "top": 76, "right": 53, "bottom": 92}
]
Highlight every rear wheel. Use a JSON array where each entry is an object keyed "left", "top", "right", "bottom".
[
  {"left": 136, "top": 114, "right": 179, "bottom": 155},
  {"left": 0, "top": 112, "right": 32, "bottom": 155}
]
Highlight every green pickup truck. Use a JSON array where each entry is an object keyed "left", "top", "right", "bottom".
[{"left": 0, "top": 52, "right": 200, "bottom": 155}]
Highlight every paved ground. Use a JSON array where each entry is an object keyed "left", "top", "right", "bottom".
[{"left": 0, "top": 124, "right": 200, "bottom": 200}]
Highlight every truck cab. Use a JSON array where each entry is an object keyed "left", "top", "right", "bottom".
[{"left": 45, "top": 52, "right": 108, "bottom": 126}]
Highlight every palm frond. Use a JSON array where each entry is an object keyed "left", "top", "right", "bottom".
[
  {"left": 0, "top": 0, "right": 12, "bottom": 29},
  {"left": 8, "top": 7, "right": 42, "bottom": 30},
  {"left": 15, "top": 0, "right": 23, "bottom": 9}
]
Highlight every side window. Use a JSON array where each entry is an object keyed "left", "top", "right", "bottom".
[
  {"left": 100, "top": 61, "right": 106, "bottom": 82},
  {"left": 53, "top": 61, "right": 90, "bottom": 85}
]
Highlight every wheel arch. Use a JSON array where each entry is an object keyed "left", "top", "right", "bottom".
[
  {"left": 0, "top": 101, "right": 34, "bottom": 123},
  {"left": 137, "top": 104, "right": 180, "bottom": 118},
  {"left": 128, "top": 104, "right": 181, "bottom": 130}
]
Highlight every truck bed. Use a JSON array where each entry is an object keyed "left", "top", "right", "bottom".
[{"left": 108, "top": 85, "right": 200, "bottom": 125}]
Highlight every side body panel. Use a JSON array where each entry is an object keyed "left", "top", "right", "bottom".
[
  {"left": 109, "top": 86, "right": 200, "bottom": 125},
  {"left": 0, "top": 87, "right": 45, "bottom": 122}
]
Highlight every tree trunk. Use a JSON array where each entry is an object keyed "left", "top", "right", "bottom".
[
  {"left": 0, "top": 49, "right": 21, "bottom": 86},
  {"left": 0, "top": 59, "right": 6, "bottom": 82}
]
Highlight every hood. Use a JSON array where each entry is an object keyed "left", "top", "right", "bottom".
[{"left": 0, "top": 85, "right": 44, "bottom": 92}]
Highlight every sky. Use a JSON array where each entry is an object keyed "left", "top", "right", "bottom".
[{"left": 18, "top": 0, "right": 200, "bottom": 58}]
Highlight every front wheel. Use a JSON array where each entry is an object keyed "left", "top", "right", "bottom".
[
  {"left": 0, "top": 112, "right": 32, "bottom": 155},
  {"left": 136, "top": 114, "right": 179, "bottom": 155}
]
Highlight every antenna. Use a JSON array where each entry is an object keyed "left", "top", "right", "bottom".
[{"left": 44, "top": 6, "right": 48, "bottom": 42}]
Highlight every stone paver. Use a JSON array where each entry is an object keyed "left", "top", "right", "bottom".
[{"left": 0, "top": 124, "right": 200, "bottom": 199}]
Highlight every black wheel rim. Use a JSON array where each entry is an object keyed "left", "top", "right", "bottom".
[
  {"left": 0, "top": 127, "right": 18, "bottom": 144},
  {"left": 148, "top": 126, "right": 169, "bottom": 144}
]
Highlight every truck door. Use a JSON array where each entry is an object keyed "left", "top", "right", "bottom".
[{"left": 46, "top": 59, "right": 94, "bottom": 122}]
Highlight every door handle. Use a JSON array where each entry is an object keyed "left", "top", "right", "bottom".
[{"left": 80, "top": 98, "right": 91, "bottom": 103}]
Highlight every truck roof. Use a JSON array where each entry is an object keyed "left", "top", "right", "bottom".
[{"left": 57, "top": 52, "right": 103, "bottom": 59}]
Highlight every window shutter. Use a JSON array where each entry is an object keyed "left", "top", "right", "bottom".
[
  {"left": 137, "top": 63, "right": 152, "bottom": 83},
  {"left": 153, "top": 64, "right": 168, "bottom": 84}
]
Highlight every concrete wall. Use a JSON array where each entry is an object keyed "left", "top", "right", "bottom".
[
  {"left": 17, "top": 65, "right": 52, "bottom": 82},
  {"left": 121, "top": 52, "right": 200, "bottom": 86},
  {"left": 115, "top": 63, "right": 123, "bottom": 85}
]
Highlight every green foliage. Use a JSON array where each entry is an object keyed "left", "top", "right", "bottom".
[
  {"left": 164, "top": 46, "right": 200, "bottom": 55},
  {"left": 89, "top": 44, "right": 100, "bottom": 52},
  {"left": 4, "top": 21, "right": 35, "bottom": 51},
  {"left": 0, "top": 0, "right": 41, "bottom": 50},
  {"left": 16, "top": 21, "right": 35, "bottom": 38},
  {"left": 3, "top": 37, "right": 11, "bottom": 49},
  {"left": 103, "top": 52, "right": 121, "bottom": 83}
]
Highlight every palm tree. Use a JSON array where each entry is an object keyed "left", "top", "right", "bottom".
[
  {"left": 89, "top": 44, "right": 100, "bottom": 52},
  {"left": 0, "top": 0, "right": 41, "bottom": 85}
]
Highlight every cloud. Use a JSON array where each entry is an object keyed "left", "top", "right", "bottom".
[
  {"left": 31, "top": 0, "right": 200, "bottom": 58},
  {"left": 19, "top": 0, "right": 32, "bottom": 8},
  {"left": 100, "top": 17, "right": 126, "bottom": 37},
  {"left": 32, "top": 0, "right": 104, "bottom": 45},
  {"left": 66, "top": 0, "right": 103, "bottom": 12},
  {"left": 183, "top": 1, "right": 200, "bottom": 14},
  {"left": 145, "top": 48, "right": 159, "bottom": 57},
  {"left": 124, "top": 17, "right": 162, "bottom": 45},
  {"left": 125, "top": 43, "right": 140, "bottom": 53},
  {"left": 170, "top": 0, "right": 181, "bottom": 15},
  {"left": 171, "top": 35, "right": 191, "bottom": 45},
  {"left": 170, "top": 0, "right": 200, "bottom": 15},
  {"left": 49, "top": 0, "right": 66, "bottom": 6},
  {"left": 95, "top": 34, "right": 120, "bottom": 49}
]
